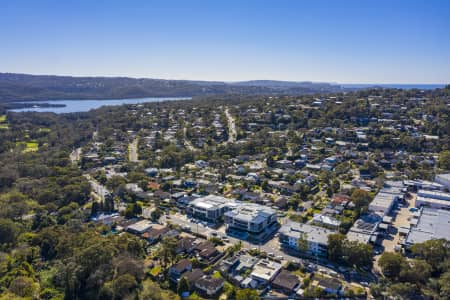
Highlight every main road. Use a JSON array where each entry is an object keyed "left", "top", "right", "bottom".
[
  {"left": 129, "top": 138, "right": 139, "bottom": 162},
  {"left": 224, "top": 107, "right": 236, "bottom": 144}
]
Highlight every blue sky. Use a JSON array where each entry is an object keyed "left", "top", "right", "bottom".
[{"left": 1, "top": 0, "right": 449, "bottom": 83}]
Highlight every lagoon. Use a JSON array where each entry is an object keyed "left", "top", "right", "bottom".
[{"left": 8, "top": 97, "right": 191, "bottom": 113}]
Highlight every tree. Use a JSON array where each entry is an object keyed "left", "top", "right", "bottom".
[
  {"left": 151, "top": 208, "right": 163, "bottom": 222},
  {"left": 326, "top": 187, "right": 333, "bottom": 197},
  {"left": 388, "top": 282, "right": 419, "bottom": 299},
  {"left": 399, "top": 259, "right": 432, "bottom": 284},
  {"left": 303, "top": 286, "right": 325, "bottom": 298},
  {"left": 8, "top": 276, "right": 38, "bottom": 298},
  {"left": 112, "top": 274, "right": 138, "bottom": 300},
  {"left": 125, "top": 203, "right": 142, "bottom": 218},
  {"left": 343, "top": 241, "right": 373, "bottom": 268},
  {"left": 0, "top": 218, "right": 20, "bottom": 245},
  {"left": 104, "top": 195, "right": 115, "bottom": 212},
  {"left": 438, "top": 271, "right": 450, "bottom": 299},
  {"left": 351, "top": 189, "right": 372, "bottom": 210},
  {"left": 331, "top": 179, "right": 340, "bottom": 193},
  {"left": 158, "top": 237, "right": 178, "bottom": 267},
  {"left": 236, "top": 289, "right": 260, "bottom": 300},
  {"left": 439, "top": 150, "right": 450, "bottom": 170},
  {"left": 177, "top": 276, "right": 190, "bottom": 296},
  {"left": 378, "top": 252, "right": 405, "bottom": 279},
  {"left": 91, "top": 202, "right": 99, "bottom": 216},
  {"left": 297, "top": 233, "right": 309, "bottom": 253},
  {"left": 0, "top": 191, "right": 30, "bottom": 220},
  {"left": 327, "top": 233, "right": 345, "bottom": 262},
  {"left": 411, "top": 239, "right": 448, "bottom": 271}
]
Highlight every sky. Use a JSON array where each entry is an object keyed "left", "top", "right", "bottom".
[{"left": 1, "top": 0, "right": 449, "bottom": 83}]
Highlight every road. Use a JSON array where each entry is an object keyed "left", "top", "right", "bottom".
[
  {"left": 84, "top": 174, "right": 110, "bottom": 201},
  {"left": 129, "top": 138, "right": 139, "bottom": 162},
  {"left": 70, "top": 147, "right": 82, "bottom": 163},
  {"left": 183, "top": 127, "right": 196, "bottom": 151},
  {"left": 161, "top": 214, "right": 349, "bottom": 279},
  {"left": 224, "top": 108, "right": 236, "bottom": 143}
]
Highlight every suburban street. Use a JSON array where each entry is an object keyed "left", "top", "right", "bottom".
[
  {"left": 224, "top": 107, "right": 236, "bottom": 143},
  {"left": 159, "top": 213, "right": 371, "bottom": 283},
  {"left": 84, "top": 174, "right": 110, "bottom": 202},
  {"left": 183, "top": 127, "right": 196, "bottom": 151},
  {"left": 129, "top": 138, "right": 139, "bottom": 162}
]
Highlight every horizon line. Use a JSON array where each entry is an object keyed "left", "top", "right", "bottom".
[{"left": 1, "top": 71, "right": 448, "bottom": 85}]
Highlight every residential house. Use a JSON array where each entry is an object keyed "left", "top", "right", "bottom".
[
  {"left": 195, "top": 276, "right": 225, "bottom": 297},
  {"left": 169, "top": 259, "right": 192, "bottom": 282},
  {"left": 271, "top": 270, "right": 300, "bottom": 295}
]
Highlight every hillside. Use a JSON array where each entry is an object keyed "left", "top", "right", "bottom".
[{"left": 0, "top": 73, "right": 343, "bottom": 102}]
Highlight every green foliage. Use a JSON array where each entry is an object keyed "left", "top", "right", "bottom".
[
  {"left": 297, "top": 233, "right": 309, "bottom": 252},
  {"left": 0, "top": 219, "right": 21, "bottom": 246},
  {"left": 378, "top": 239, "right": 450, "bottom": 298},
  {"left": 439, "top": 150, "right": 450, "bottom": 170},
  {"left": 388, "top": 282, "right": 419, "bottom": 299},
  {"left": 351, "top": 189, "right": 372, "bottom": 210},
  {"left": 327, "top": 233, "right": 372, "bottom": 268},
  {"left": 151, "top": 208, "right": 163, "bottom": 221},
  {"left": 327, "top": 233, "right": 346, "bottom": 262},
  {"left": 177, "top": 276, "right": 190, "bottom": 295},
  {"left": 209, "top": 237, "right": 224, "bottom": 246},
  {"left": 157, "top": 237, "right": 178, "bottom": 267},
  {"left": 303, "top": 286, "right": 325, "bottom": 298},
  {"left": 411, "top": 239, "right": 449, "bottom": 271},
  {"left": 111, "top": 274, "right": 138, "bottom": 299},
  {"left": 139, "top": 279, "right": 180, "bottom": 300},
  {"left": 236, "top": 288, "right": 260, "bottom": 300},
  {"left": 124, "top": 202, "right": 142, "bottom": 218},
  {"left": 378, "top": 252, "right": 405, "bottom": 279}
]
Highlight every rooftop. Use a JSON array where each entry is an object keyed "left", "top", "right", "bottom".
[
  {"left": 272, "top": 270, "right": 300, "bottom": 291},
  {"left": 251, "top": 259, "right": 282, "bottom": 282},
  {"left": 224, "top": 203, "right": 276, "bottom": 223},
  {"left": 417, "top": 189, "right": 450, "bottom": 201},
  {"left": 279, "top": 221, "right": 335, "bottom": 245},
  {"left": 312, "top": 214, "right": 341, "bottom": 227},
  {"left": 436, "top": 173, "right": 450, "bottom": 182},
  {"left": 189, "top": 195, "right": 236, "bottom": 210},
  {"left": 126, "top": 220, "right": 153, "bottom": 233},
  {"left": 406, "top": 208, "right": 450, "bottom": 245}
]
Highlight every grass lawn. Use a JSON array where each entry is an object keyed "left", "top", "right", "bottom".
[
  {"left": 38, "top": 128, "right": 52, "bottom": 133},
  {"left": 0, "top": 124, "right": 8, "bottom": 129},
  {"left": 16, "top": 141, "right": 39, "bottom": 153},
  {"left": 25, "top": 142, "right": 39, "bottom": 152},
  {"left": 150, "top": 265, "right": 162, "bottom": 277},
  {"left": 0, "top": 115, "right": 6, "bottom": 122},
  {"left": 292, "top": 270, "right": 307, "bottom": 279},
  {"left": 212, "top": 271, "right": 222, "bottom": 278},
  {"left": 346, "top": 284, "right": 365, "bottom": 296}
]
